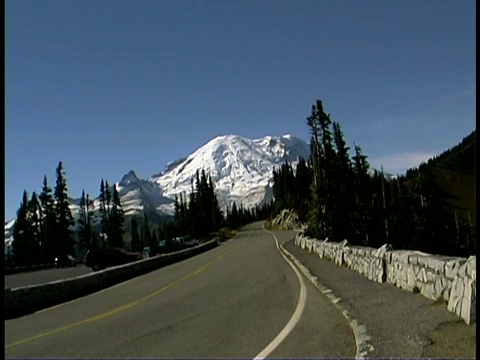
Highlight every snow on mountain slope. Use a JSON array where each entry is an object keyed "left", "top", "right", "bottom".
[
  {"left": 5, "top": 134, "right": 309, "bottom": 249},
  {"left": 115, "top": 170, "right": 174, "bottom": 216},
  {"left": 68, "top": 171, "right": 174, "bottom": 230},
  {"left": 4, "top": 220, "right": 15, "bottom": 253},
  {"left": 151, "top": 134, "right": 310, "bottom": 211},
  {"left": 4, "top": 171, "right": 174, "bottom": 252}
]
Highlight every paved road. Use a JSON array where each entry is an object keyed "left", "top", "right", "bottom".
[
  {"left": 5, "top": 265, "right": 93, "bottom": 289},
  {"left": 5, "top": 222, "right": 356, "bottom": 359},
  {"left": 283, "top": 238, "right": 476, "bottom": 358}
]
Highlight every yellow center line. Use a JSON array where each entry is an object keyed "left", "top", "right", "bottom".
[{"left": 6, "top": 242, "right": 243, "bottom": 349}]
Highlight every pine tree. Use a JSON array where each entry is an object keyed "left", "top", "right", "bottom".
[
  {"left": 105, "top": 180, "right": 113, "bottom": 235},
  {"left": 78, "top": 190, "right": 94, "bottom": 250},
  {"left": 379, "top": 166, "right": 390, "bottom": 243},
  {"left": 27, "top": 192, "right": 42, "bottom": 264},
  {"left": 151, "top": 229, "right": 159, "bottom": 249},
  {"left": 87, "top": 194, "right": 97, "bottom": 248},
  {"left": 351, "top": 144, "right": 372, "bottom": 245},
  {"left": 188, "top": 179, "right": 196, "bottom": 236},
  {"left": 12, "top": 191, "right": 32, "bottom": 266},
  {"left": 99, "top": 179, "right": 110, "bottom": 245},
  {"left": 209, "top": 174, "right": 223, "bottom": 231},
  {"left": 109, "top": 184, "right": 125, "bottom": 248},
  {"left": 130, "top": 217, "right": 140, "bottom": 252},
  {"left": 174, "top": 195, "right": 180, "bottom": 221},
  {"left": 295, "top": 158, "right": 312, "bottom": 222},
  {"left": 305, "top": 100, "right": 337, "bottom": 239},
  {"left": 330, "top": 122, "right": 355, "bottom": 241},
  {"left": 53, "top": 161, "right": 75, "bottom": 256},
  {"left": 142, "top": 212, "right": 151, "bottom": 250},
  {"left": 39, "top": 175, "right": 56, "bottom": 262}
]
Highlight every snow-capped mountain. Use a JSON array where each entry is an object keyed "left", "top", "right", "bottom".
[
  {"left": 5, "top": 134, "right": 310, "bottom": 250},
  {"left": 151, "top": 134, "right": 310, "bottom": 210},
  {"left": 4, "top": 171, "right": 176, "bottom": 252},
  {"left": 115, "top": 170, "right": 175, "bottom": 216}
]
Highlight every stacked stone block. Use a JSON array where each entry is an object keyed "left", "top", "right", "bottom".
[{"left": 294, "top": 234, "right": 476, "bottom": 324}]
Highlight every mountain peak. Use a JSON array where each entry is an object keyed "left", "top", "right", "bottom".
[
  {"left": 119, "top": 170, "right": 140, "bottom": 186},
  {"left": 151, "top": 133, "right": 310, "bottom": 210}
]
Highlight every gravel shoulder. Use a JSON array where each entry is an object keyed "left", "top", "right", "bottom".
[{"left": 283, "top": 239, "right": 476, "bottom": 359}]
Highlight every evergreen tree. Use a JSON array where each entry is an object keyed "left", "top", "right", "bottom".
[
  {"left": 27, "top": 192, "right": 42, "bottom": 264},
  {"left": 12, "top": 191, "right": 32, "bottom": 266},
  {"left": 142, "top": 212, "right": 151, "bottom": 250},
  {"left": 295, "top": 158, "right": 312, "bottom": 222},
  {"left": 87, "top": 194, "right": 97, "bottom": 248},
  {"left": 351, "top": 144, "right": 372, "bottom": 245},
  {"left": 306, "top": 100, "right": 336, "bottom": 238},
  {"left": 39, "top": 175, "right": 56, "bottom": 262},
  {"left": 53, "top": 161, "right": 75, "bottom": 255},
  {"left": 109, "top": 184, "right": 125, "bottom": 248},
  {"left": 231, "top": 202, "right": 239, "bottom": 229},
  {"left": 266, "top": 98, "right": 474, "bottom": 257},
  {"left": 174, "top": 195, "right": 180, "bottom": 221},
  {"left": 209, "top": 174, "right": 224, "bottom": 230},
  {"left": 330, "top": 122, "right": 355, "bottom": 241},
  {"left": 172, "top": 169, "right": 223, "bottom": 238},
  {"left": 188, "top": 179, "right": 196, "bottom": 236},
  {"left": 99, "top": 179, "right": 110, "bottom": 245},
  {"left": 130, "top": 217, "right": 140, "bottom": 252},
  {"left": 78, "top": 190, "right": 94, "bottom": 250},
  {"left": 151, "top": 229, "right": 159, "bottom": 249}
]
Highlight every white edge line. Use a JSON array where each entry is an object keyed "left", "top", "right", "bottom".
[
  {"left": 253, "top": 224, "right": 307, "bottom": 360},
  {"left": 280, "top": 236, "right": 374, "bottom": 359}
]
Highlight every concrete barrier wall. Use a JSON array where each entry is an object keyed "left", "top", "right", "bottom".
[
  {"left": 5, "top": 240, "right": 219, "bottom": 319},
  {"left": 294, "top": 234, "right": 476, "bottom": 325}
]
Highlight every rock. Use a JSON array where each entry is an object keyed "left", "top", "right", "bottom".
[{"left": 270, "top": 209, "right": 305, "bottom": 230}]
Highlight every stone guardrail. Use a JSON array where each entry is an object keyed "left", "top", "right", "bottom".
[
  {"left": 5, "top": 239, "right": 219, "bottom": 319},
  {"left": 294, "top": 234, "right": 476, "bottom": 325}
]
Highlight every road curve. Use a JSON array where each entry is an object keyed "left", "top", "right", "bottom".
[{"left": 5, "top": 222, "right": 356, "bottom": 359}]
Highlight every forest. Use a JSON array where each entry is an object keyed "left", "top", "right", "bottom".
[
  {"left": 271, "top": 100, "right": 475, "bottom": 258},
  {"left": 9, "top": 100, "right": 475, "bottom": 267}
]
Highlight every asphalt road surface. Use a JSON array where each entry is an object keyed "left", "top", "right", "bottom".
[
  {"left": 5, "top": 264, "right": 93, "bottom": 289},
  {"left": 5, "top": 222, "right": 356, "bottom": 359}
]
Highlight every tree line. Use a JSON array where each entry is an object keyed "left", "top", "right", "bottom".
[
  {"left": 128, "top": 169, "right": 274, "bottom": 252},
  {"left": 10, "top": 162, "right": 127, "bottom": 266},
  {"left": 158, "top": 168, "right": 270, "bottom": 241},
  {"left": 11, "top": 162, "right": 75, "bottom": 266},
  {"left": 271, "top": 100, "right": 475, "bottom": 257},
  {"left": 9, "top": 159, "right": 272, "bottom": 267}
]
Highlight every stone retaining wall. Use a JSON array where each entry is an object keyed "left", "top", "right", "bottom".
[
  {"left": 5, "top": 239, "right": 219, "bottom": 319},
  {"left": 295, "top": 234, "right": 476, "bottom": 324}
]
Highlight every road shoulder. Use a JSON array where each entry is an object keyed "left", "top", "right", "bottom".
[{"left": 283, "top": 238, "right": 476, "bottom": 359}]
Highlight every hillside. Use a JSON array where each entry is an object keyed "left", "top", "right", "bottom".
[{"left": 404, "top": 130, "right": 475, "bottom": 221}]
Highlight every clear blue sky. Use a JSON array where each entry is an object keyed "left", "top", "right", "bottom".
[{"left": 6, "top": 0, "right": 476, "bottom": 220}]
